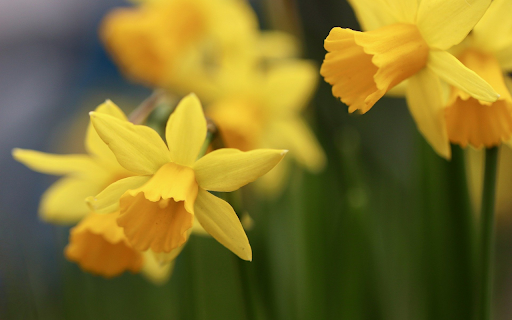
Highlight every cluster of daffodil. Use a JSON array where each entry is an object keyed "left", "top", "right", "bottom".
[
  {"left": 320, "top": 2, "right": 512, "bottom": 319},
  {"left": 321, "top": 0, "right": 512, "bottom": 158},
  {"left": 14, "top": 94, "right": 286, "bottom": 282},
  {"left": 101, "top": 0, "right": 326, "bottom": 194}
]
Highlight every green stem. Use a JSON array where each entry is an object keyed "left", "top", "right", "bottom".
[
  {"left": 225, "top": 191, "right": 257, "bottom": 320},
  {"left": 234, "top": 255, "right": 256, "bottom": 320},
  {"left": 479, "top": 147, "right": 499, "bottom": 320}
]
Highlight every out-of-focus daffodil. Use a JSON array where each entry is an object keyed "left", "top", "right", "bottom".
[
  {"left": 205, "top": 60, "right": 326, "bottom": 193},
  {"left": 100, "top": 0, "right": 258, "bottom": 89},
  {"left": 321, "top": 0, "right": 499, "bottom": 158},
  {"left": 87, "top": 94, "right": 286, "bottom": 260},
  {"left": 12, "top": 101, "right": 133, "bottom": 224},
  {"left": 65, "top": 211, "right": 175, "bottom": 283},
  {"left": 445, "top": 0, "right": 512, "bottom": 148}
]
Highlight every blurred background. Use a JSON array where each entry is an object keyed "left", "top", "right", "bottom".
[{"left": 2, "top": 0, "right": 512, "bottom": 319}]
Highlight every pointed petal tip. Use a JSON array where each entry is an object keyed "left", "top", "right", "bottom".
[
  {"left": 85, "top": 196, "right": 95, "bottom": 205},
  {"left": 11, "top": 148, "right": 21, "bottom": 158},
  {"left": 244, "top": 250, "right": 253, "bottom": 262},
  {"left": 280, "top": 150, "right": 289, "bottom": 156},
  {"left": 181, "top": 92, "right": 202, "bottom": 106}
]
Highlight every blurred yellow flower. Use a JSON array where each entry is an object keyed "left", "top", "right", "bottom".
[
  {"left": 206, "top": 60, "right": 326, "bottom": 193},
  {"left": 100, "top": 0, "right": 257, "bottom": 88},
  {"left": 445, "top": 0, "right": 512, "bottom": 148},
  {"left": 12, "top": 101, "right": 133, "bottom": 224},
  {"left": 65, "top": 211, "right": 176, "bottom": 282},
  {"left": 88, "top": 94, "right": 287, "bottom": 260},
  {"left": 320, "top": 0, "right": 499, "bottom": 158}
]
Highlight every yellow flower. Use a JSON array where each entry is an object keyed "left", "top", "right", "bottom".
[
  {"left": 206, "top": 60, "right": 326, "bottom": 193},
  {"left": 65, "top": 211, "right": 175, "bottom": 283},
  {"left": 13, "top": 101, "right": 178, "bottom": 281},
  {"left": 12, "top": 101, "right": 133, "bottom": 224},
  {"left": 320, "top": 0, "right": 499, "bottom": 158},
  {"left": 87, "top": 94, "right": 286, "bottom": 260},
  {"left": 100, "top": 0, "right": 258, "bottom": 88},
  {"left": 445, "top": 0, "right": 512, "bottom": 148}
]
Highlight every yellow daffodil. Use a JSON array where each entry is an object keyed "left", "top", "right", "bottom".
[
  {"left": 87, "top": 94, "right": 286, "bottom": 260},
  {"left": 445, "top": 0, "right": 512, "bottom": 148},
  {"left": 320, "top": 0, "right": 499, "bottom": 158},
  {"left": 205, "top": 60, "right": 326, "bottom": 193},
  {"left": 100, "top": 0, "right": 257, "bottom": 88},
  {"left": 65, "top": 211, "right": 175, "bottom": 283},
  {"left": 12, "top": 101, "right": 133, "bottom": 224},
  {"left": 13, "top": 101, "right": 177, "bottom": 281}
]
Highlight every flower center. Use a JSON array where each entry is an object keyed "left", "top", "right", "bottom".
[
  {"left": 321, "top": 23, "right": 429, "bottom": 113},
  {"left": 117, "top": 163, "right": 198, "bottom": 253},
  {"left": 445, "top": 49, "right": 512, "bottom": 148}
]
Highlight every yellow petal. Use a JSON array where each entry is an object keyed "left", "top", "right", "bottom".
[
  {"left": 473, "top": 0, "right": 512, "bottom": 52},
  {"left": 65, "top": 212, "right": 143, "bottom": 278},
  {"left": 427, "top": 50, "right": 499, "bottom": 102},
  {"left": 193, "top": 148, "right": 287, "bottom": 192},
  {"left": 40, "top": 177, "right": 105, "bottom": 224},
  {"left": 194, "top": 188, "right": 252, "bottom": 261},
  {"left": 265, "top": 61, "right": 318, "bottom": 114},
  {"left": 86, "top": 175, "right": 151, "bottom": 213},
  {"left": 384, "top": 0, "right": 418, "bottom": 23},
  {"left": 416, "top": 0, "right": 491, "bottom": 50},
  {"left": 346, "top": 0, "right": 398, "bottom": 30},
  {"left": 258, "top": 31, "right": 299, "bottom": 59},
  {"left": 141, "top": 251, "right": 174, "bottom": 285},
  {"left": 90, "top": 112, "right": 171, "bottom": 175},
  {"left": 265, "top": 119, "right": 326, "bottom": 172},
  {"left": 12, "top": 149, "right": 99, "bottom": 176},
  {"left": 165, "top": 94, "right": 207, "bottom": 166},
  {"left": 207, "top": 99, "right": 264, "bottom": 152},
  {"left": 85, "top": 100, "right": 127, "bottom": 164},
  {"left": 406, "top": 70, "right": 451, "bottom": 158}
]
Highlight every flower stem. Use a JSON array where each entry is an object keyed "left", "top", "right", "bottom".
[
  {"left": 128, "top": 90, "right": 167, "bottom": 124},
  {"left": 234, "top": 255, "right": 256, "bottom": 320},
  {"left": 479, "top": 147, "right": 499, "bottom": 320}
]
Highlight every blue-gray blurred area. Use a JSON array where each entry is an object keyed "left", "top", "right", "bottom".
[{"left": 0, "top": 0, "right": 149, "bottom": 318}]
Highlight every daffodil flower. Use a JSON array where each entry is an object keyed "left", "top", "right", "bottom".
[
  {"left": 321, "top": 0, "right": 499, "bottom": 158},
  {"left": 65, "top": 211, "right": 176, "bottom": 283},
  {"left": 12, "top": 101, "right": 133, "bottom": 224},
  {"left": 445, "top": 0, "right": 512, "bottom": 148},
  {"left": 13, "top": 101, "right": 181, "bottom": 281},
  {"left": 100, "top": 0, "right": 258, "bottom": 88},
  {"left": 88, "top": 94, "right": 286, "bottom": 260},
  {"left": 207, "top": 60, "right": 326, "bottom": 194}
]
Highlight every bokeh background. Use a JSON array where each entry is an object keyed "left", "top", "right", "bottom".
[{"left": 3, "top": 0, "right": 512, "bottom": 319}]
